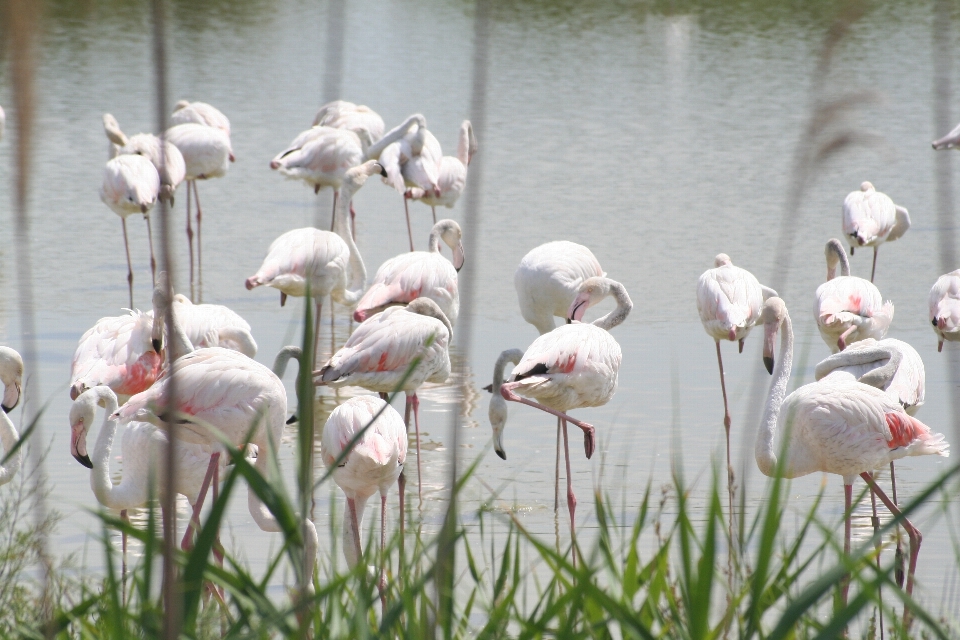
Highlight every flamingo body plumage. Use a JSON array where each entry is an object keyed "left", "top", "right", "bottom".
[
  {"left": 0, "top": 348, "right": 24, "bottom": 485},
  {"left": 697, "top": 254, "right": 770, "bottom": 343},
  {"left": 100, "top": 154, "right": 160, "bottom": 218},
  {"left": 405, "top": 121, "right": 476, "bottom": 218},
  {"left": 70, "top": 310, "right": 161, "bottom": 401},
  {"left": 929, "top": 269, "right": 960, "bottom": 351},
  {"left": 312, "top": 100, "right": 385, "bottom": 154},
  {"left": 515, "top": 241, "right": 605, "bottom": 335},
  {"left": 170, "top": 100, "right": 231, "bottom": 137},
  {"left": 165, "top": 123, "right": 232, "bottom": 180},
  {"left": 841, "top": 182, "right": 910, "bottom": 281}
]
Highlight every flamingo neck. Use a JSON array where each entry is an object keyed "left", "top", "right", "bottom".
[
  {"left": 0, "top": 408, "right": 22, "bottom": 486},
  {"left": 593, "top": 282, "right": 633, "bottom": 331},
  {"left": 365, "top": 114, "right": 423, "bottom": 160},
  {"left": 272, "top": 346, "right": 302, "bottom": 379},
  {"left": 217, "top": 327, "right": 258, "bottom": 358},
  {"left": 342, "top": 493, "right": 370, "bottom": 568},
  {"left": 756, "top": 313, "right": 793, "bottom": 477},
  {"left": 247, "top": 445, "right": 283, "bottom": 533},
  {"left": 331, "top": 190, "right": 367, "bottom": 305},
  {"left": 456, "top": 122, "right": 473, "bottom": 166},
  {"left": 90, "top": 388, "right": 146, "bottom": 508},
  {"left": 826, "top": 240, "right": 850, "bottom": 280}
]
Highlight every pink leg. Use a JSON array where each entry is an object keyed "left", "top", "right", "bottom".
[
  {"left": 411, "top": 393, "right": 422, "bottom": 499},
  {"left": 181, "top": 452, "right": 220, "bottom": 552},
  {"left": 890, "top": 461, "right": 904, "bottom": 588},
  {"left": 939, "top": 340, "right": 944, "bottom": 353},
  {"left": 186, "top": 181, "right": 194, "bottom": 295},
  {"left": 313, "top": 299, "right": 323, "bottom": 372},
  {"left": 715, "top": 342, "right": 734, "bottom": 524},
  {"left": 554, "top": 417, "right": 561, "bottom": 512},
  {"left": 871, "top": 246, "right": 878, "bottom": 283},
  {"left": 838, "top": 325, "right": 857, "bottom": 352},
  {"left": 403, "top": 196, "right": 415, "bottom": 252},
  {"left": 194, "top": 182, "right": 203, "bottom": 285},
  {"left": 121, "top": 218, "right": 134, "bottom": 309},
  {"left": 329, "top": 191, "right": 338, "bottom": 232},
  {"left": 398, "top": 471, "right": 406, "bottom": 562},
  {"left": 561, "top": 420, "right": 577, "bottom": 568},
  {"left": 867, "top": 473, "right": 885, "bottom": 635},
  {"left": 212, "top": 460, "right": 224, "bottom": 570},
  {"left": 842, "top": 483, "right": 852, "bottom": 605},
  {"left": 144, "top": 216, "right": 156, "bottom": 286},
  {"left": 500, "top": 382, "right": 596, "bottom": 459},
  {"left": 431, "top": 206, "right": 437, "bottom": 224},
  {"left": 861, "top": 472, "right": 921, "bottom": 628},
  {"left": 379, "top": 493, "right": 387, "bottom": 616},
  {"left": 350, "top": 202, "right": 357, "bottom": 240}
]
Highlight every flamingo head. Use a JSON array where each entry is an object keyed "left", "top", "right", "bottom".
[
  {"left": 489, "top": 386, "right": 508, "bottom": 460},
  {"left": 68, "top": 389, "right": 100, "bottom": 469},
  {"left": 567, "top": 277, "right": 612, "bottom": 323},
  {"left": 0, "top": 348, "right": 23, "bottom": 414},
  {"left": 760, "top": 297, "right": 788, "bottom": 374},
  {"left": 437, "top": 220, "right": 465, "bottom": 271},
  {"left": 714, "top": 253, "right": 731, "bottom": 268}
]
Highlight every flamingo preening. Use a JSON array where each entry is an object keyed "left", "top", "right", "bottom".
[
  {"left": 312, "top": 100, "right": 385, "bottom": 155},
  {"left": 0, "top": 348, "right": 24, "bottom": 485},
  {"left": 758, "top": 297, "right": 948, "bottom": 624},
  {"left": 404, "top": 120, "right": 477, "bottom": 224},
  {"left": 815, "top": 239, "right": 893, "bottom": 353},
  {"left": 353, "top": 219, "right": 464, "bottom": 325},
  {"left": 103, "top": 114, "right": 186, "bottom": 207},
  {"left": 841, "top": 182, "right": 910, "bottom": 283},
  {"left": 929, "top": 270, "right": 960, "bottom": 352}
]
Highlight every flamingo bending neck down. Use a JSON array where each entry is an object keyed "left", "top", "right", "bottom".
[
  {"left": 928, "top": 269, "right": 960, "bottom": 352},
  {"left": 495, "top": 277, "right": 631, "bottom": 559},
  {"left": 321, "top": 395, "right": 406, "bottom": 615},
  {"left": 842, "top": 181, "right": 910, "bottom": 283},
  {"left": 103, "top": 114, "right": 186, "bottom": 207},
  {"left": 353, "top": 219, "right": 465, "bottom": 325},
  {"left": 404, "top": 120, "right": 477, "bottom": 224},
  {"left": 0, "top": 348, "right": 24, "bottom": 486},
  {"left": 758, "top": 297, "right": 948, "bottom": 623}
]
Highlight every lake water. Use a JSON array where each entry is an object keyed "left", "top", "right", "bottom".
[{"left": 1, "top": 0, "right": 960, "bottom": 621}]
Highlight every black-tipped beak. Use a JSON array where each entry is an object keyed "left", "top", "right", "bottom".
[
  {"left": 764, "top": 356, "right": 774, "bottom": 375},
  {"left": 379, "top": 165, "right": 388, "bottom": 178},
  {"left": 1, "top": 404, "right": 11, "bottom": 414},
  {"left": 495, "top": 448, "right": 506, "bottom": 460},
  {"left": 152, "top": 338, "right": 162, "bottom": 353},
  {"left": 73, "top": 453, "right": 93, "bottom": 469},
  {"left": 286, "top": 414, "right": 298, "bottom": 425},
  {"left": 482, "top": 384, "right": 493, "bottom": 393}
]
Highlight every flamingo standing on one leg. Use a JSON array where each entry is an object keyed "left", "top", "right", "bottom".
[
  {"left": 353, "top": 219, "right": 465, "bottom": 325},
  {"left": 404, "top": 121, "right": 477, "bottom": 224},
  {"left": 928, "top": 270, "right": 960, "bottom": 352},
  {"left": 246, "top": 161, "right": 383, "bottom": 365},
  {"left": 757, "top": 297, "right": 948, "bottom": 625},
  {"left": 697, "top": 253, "right": 777, "bottom": 522},
  {"left": 315, "top": 298, "right": 452, "bottom": 496},
  {"left": 492, "top": 277, "right": 631, "bottom": 559},
  {"left": 815, "top": 239, "right": 894, "bottom": 353},
  {"left": 100, "top": 154, "right": 161, "bottom": 308},
  {"left": 0, "top": 348, "right": 24, "bottom": 484},
  {"left": 842, "top": 182, "right": 911, "bottom": 283},
  {"left": 321, "top": 395, "right": 406, "bottom": 615}
]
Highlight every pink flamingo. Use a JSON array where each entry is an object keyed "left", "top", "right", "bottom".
[
  {"left": 0, "top": 348, "right": 24, "bottom": 485},
  {"left": 312, "top": 100, "right": 385, "bottom": 155},
  {"left": 815, "top": 239, "right": 893, "bottom": 353},
  {"left": 758, "top": 297, "right": 948, "bottom": 623},
  {"left": 103, "top": 114, "right": 186, "bottom": 207},
  {"left": 493, "top": 277, "right": 631, "bottom": 551},
  {"left": 697, "top": 253, "right": 777, "bottom": 515},
  {"left": 69, "top": 310, "right": 161, "bottom": 402},
  {"left": 404, "top": 121, "right": 476, "bottom": 223},
  {"left": 842, "top": 182, "right": 910, "bottom": 282},
  {"left": 170, "top": 100, "right": 231, "bottom": 137},
  {"left": 353, "top": 219, "right": 464, "bottom": 325},
  {"left": 315, "top": 298, "right": 452, "bottom": 495},
  {"left": 929, "top": 270, "right": 960, "bottom": 352},
  {"left": 321, "top": 395, "right": 406, "bottom": 614}
]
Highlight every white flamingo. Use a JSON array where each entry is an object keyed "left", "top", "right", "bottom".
[
  {"left": 170, "top": 100, "right": 231, "bottom": 137},
  {"left": 271, "top": 115, "right": 423, "bottom": 238},
  {"left": 353, "top": 219, "right": 465, "bottom": 325},
  {"left": 757, "top": 296, "right": 948, "bottom": 622},
  {"left": 404, "top": 120, "right": 477, "bottom": 223},
  {"left": 165, "top": 122, "right": 234, "bottom": 290},
  {"left": 315, "top": 298, "right": 452, "bottom": 495},
  {"left": 103, "top": 114, "right": 186, "bottom": 206},
  {"left": 842, "top": 182, "right": 911, "bottom": 282},
  {"left": 69, "top": 310, "right": 161, "bottom": 401},
  {"left": 697, "top": 253, "right": 777, "bottom": 515},
  {"left": 0, "top": 348, "right": 24, "bottom": 485},
  {"left": 493, "top": 277, "right": 631, "bottom": 551},
  {"left": 815, "top": 239, "right": 893, "bottom": 353},
  {"left": 312, "top": 100, "right": 385, "bottom": 155},
  {"left": 928, "top": 270, "right": 960, "bottom": 352},
  {"left": 321, "top": 395, "right": 406, "bottom": 614},
  {"left": 246, "top": 161, "right": 383, "bottom": 360},
  {"left": 100, "top": 154, "right": 161, "bottom": 307},
  {"left": 514, "top": 241, "right": 605, "bottom": 336}
]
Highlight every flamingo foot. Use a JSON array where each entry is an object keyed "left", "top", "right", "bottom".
[{"left": 500, "top": 383, "right": 596, "bottom": 459}]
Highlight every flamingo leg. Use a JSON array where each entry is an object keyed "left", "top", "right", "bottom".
[
  {"left": 350, "top": 201, "right": 357, "bottom": 241},
  {"left": 561, "top": 419, "right": 577, "bottom": 568},
  {"left": 842, "top": 483, "right": 852, "bottom": 606},
  {"left": 313, "top": 299, "right": 323, "bottom": 371},
  {"left": 714, "top": 341, "right": 735, "bottom": 529},
  {"left": 868, "top": 473, "right": 885, "bottom": 639},
  {"left": 181, "top": 452, "right": 221, "bottom": 552},
  {"left": 121, "top": 508, "right": 129, "bottom": 605},
  {"left": 121, "top": 218, "right": 134, "bottom": 309},
  {"left": 554, "top": 417, "right": 561, "bottom": 512},
  {"left": 347, "top": 497, "right": 363, "bottom": 567},
  {"left": 871, "top": 246, "right": 878, "bottom": 283},
  {"left": 194, "top": 182, "right": 204, "bottom": 292},
  {"left": 838, "top": 324, "right": 858, "bottom": 352},
  {"left": 403, "top": 196, "right": 415, "bottom": 252},
  {"left": 431, "top": 206, "right": 437, "bottom": 224},
  {"left": 329, "top": 191, "right": 338, "bottom": 232},
  {"left": 398, "top": 471, "right": 406, "bottom": 563},
  {"left": 410, "top": 393, "right": 423, "bottom": 498},
  {"left": 890, "top": 461, "right": 905, "bottom": 588},
  {"left": 212, "top": 459, "right": 224, "bottom": 570},
  {"left": 379, "top": 492, "right": 387, "bottom": 617},
  {"left": 186, "top": 180, "right": 195, "bottom": 296},
  {"left": 500, "top": 383, "right": 596, "bottom": 459},
  {"left": 861, "top": 472, "right": 921, "bottom": 628},
  {"left": 144, "top": 216, "right": 157, "bottom": 286}
]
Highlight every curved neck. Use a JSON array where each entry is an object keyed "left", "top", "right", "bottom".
[
  {"left": 0, "top": 410, "right": 22, "bottom": 486},
  {"left": 272, "top": 346, "right": 302, "bottom": 379},
  {"left": 342, "top": 494, "right": 369, "bottom": 568},
  {"left": 857, "top": 347, "right": 902, "bottom": 389},
  {"left": 593, "top": 282, "right": 633, "bottom": 331},
  {"left": 826, "top": 241, "right": 850, "bottom": 280},
  {"left": 428, "top": 228, "right": 441, "bottom": 253},
  {"left": 457, "top": 122, "right": 475, "bottom": 166},
  {"left": 493, "top": 349, "right": 525, "bottom": 387},
  {"left": 756, "top": 314, "right": 793, "bottom": 477},
  {"left": 247, "top": 443, "right": 283, "bottom": 533},
  {"left": 90, "top": 389, "right": 145, "bottom": 508},
  {"left": 365, "top": 114, "right": 423, "bottom": 160},
  {"left": 218, "top": 327, "right": 258, "bottom": 358},
  {"left": 332, "top": 189, "right": 367, "bottom": 304}
]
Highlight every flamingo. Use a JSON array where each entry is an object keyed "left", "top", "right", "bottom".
[
  {"left": 271, "top": 114, "right": 423, "bottom": 238},
  {"left": 170, "top": 100, "right": 231, "bottom": 137},
  {"left": 165, "top": 122, "right": 234, "bottom": 291},
  {"left": 815, "top": 239, "right": 893, "bottom": 353},
  {"left": 312, "top": 100, "right": 385, "bottom": 155},
  {"left": 321, "top": 395, "right": 406, "bottom": 614},
  {"left": 353, "top": 219, "right": 465, "bottom": 325},
  {"left": 314, "top": 298, "right": 452, "bottom": 495},
  {"left": 246, "top": 160, "right": 383, "bottom": 363},
  {"left": 757, "top": 296, "right": 948, "bottom": 623},
  {"left": 102, "top": 114, "right": 186, "bottom": 206},
  {"left": 928, "top": 270, "right": 960, "bottom": 352},
  {"left": 0, "top": 347, "right": 24, "bottom": 485},
  {"left": 494, "top": 277, "right": 631, "bottom": 551},
  {"left": 932, "top": 122, "right": 960, "bottom": 151},
  {"left": 404, "top": 120, "right": 477, "bottom": 223},
  {"left": 842, "top": 182, "right": 911, "bottom": 282},
  {"left": 69, "top": 310, "right": 161, "bottom": 402},
  {"left": 697, "top": 253, "right": 777, "bottom": 518},
  {"left": 100, "top": 154, "right": 161, "bottom": 307},
  {"left": 514, "top": 241, "right": 606, "bottom": 336}
]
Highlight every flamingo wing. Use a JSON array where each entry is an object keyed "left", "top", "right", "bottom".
[
  {"left": 70, "top": 311, "right": 161, "bottom": 397},
  {"left": 165, "top": 123, "right": 232, "bottom": 180}
]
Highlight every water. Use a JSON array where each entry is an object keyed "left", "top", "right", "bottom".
[{"left": 1, "top": 0, "right": 959, "bottom": 620}]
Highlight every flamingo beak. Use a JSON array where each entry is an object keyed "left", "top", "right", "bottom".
[
  {"left": 763, "top": 322, "right": 777, "bottom": 374},
  {"left": 2, "top": 382, "right": 21, "bottom": 413},
  {"left": 938, "top": 317, "right": 948, "bottom": 330},
  {"left": 493, "top": 431, "right": 506, "bottom": 460},
  {"left": 71, "top": 422, "right": 93, "bottom": 469},
  {"left": 229, "top": 153, "right": 236, "bottom": 163},
  {"left": 452, "top": 242, "right": 465, "bottom": 272},
  {"left": 567, "top": 294, "right": 590, "bottom": 322}
]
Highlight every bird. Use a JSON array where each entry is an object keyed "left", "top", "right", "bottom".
[
  {"left": 353, "top": 219, "right": 465, "bottom": 325},
  {"left": 321, "top": 395, "right": 406, "bottom": 615},
  {"left": 0, "top": 347, "right": 24, "bottom": 485},
  {"left": 404, "top": 120, "right": 477, "bottom": 224},
  {"left": 102, "top": 113, "right": 186, "bottom": 206},
  {"left": 932, "top": 122, "right": 960, "bottom": 151},
  {"left": 246, "top": 160, "right": 384, "bottom": 364},
  {"left": 100, "top": 153, "right": 161, "bottom": 308},
  {"left": 928, "top": 270, "right": 960, "bottom": 352},
  {"left": 842, "top": 182, "right": 910, "bottom": 282},
  {"left": 757, "top": 296, "right": 948, "bottom": 622},
  {"left": 165, "top": 121, "right": 234, "bottom": 292},
  {"left": 697, "top": 253, "right": 777, "bottom": 519},
  {"left": 814, "top": 239, "right": 893, "bottom": 353},
  {"left": 315, "top": 298, "right": 452, "bottom": 495},
  {"left": 514, "top": 241, "right": 606, "bottom": 336},
  {"left": 271, "top": 114, "right": 423, "bottom": 239},
  {"left": 170, "top": 100, "right": 231, "bottom": 137},
  {"left": 312, "top": 100, "right": 385, "bottom": 155},
  {"left": 494, "top": 276, "right": 631, "bottom": 553}
]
